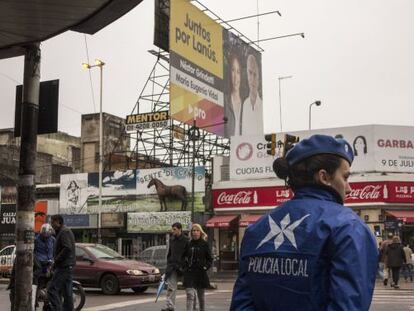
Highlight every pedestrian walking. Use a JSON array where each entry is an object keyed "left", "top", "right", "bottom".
[
  {"left": 162, "top": 222, "right": 190, "bottom": 311},
  {"left": 402, "top": 244, "right": 413, "bottom": 281},
  {"left": 48, "top": 214, "right": 76, "bottom": 311},
  {"left": 386, "top": 236, "right": 406, "bottom": 288},
  {"left": 380, "top": 232, "right": 394, "bottom": 286},
  {"left": 184, "top": 223, "right": 213, "bottom": 311},
  {"left": 230, "top": 134, "right": 378, "bottom": 311},
  {"left": 377, "top": 241, "right": 385, "bottom": 281}
]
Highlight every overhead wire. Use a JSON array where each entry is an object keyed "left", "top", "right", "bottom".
[{"left": 83, "top": 34, "right": 97, "bottom": 113}]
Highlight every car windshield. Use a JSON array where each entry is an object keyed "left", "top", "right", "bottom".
[{"left": 85, "top": 245, "right": 124, "bottom": 260}]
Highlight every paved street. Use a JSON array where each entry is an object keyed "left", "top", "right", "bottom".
[{"left": 0, "top": 280, "right": 413, "bottom": 310}]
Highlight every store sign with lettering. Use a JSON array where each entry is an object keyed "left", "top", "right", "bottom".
[
  {"left": 213, "top": 181, "right": 414, "bottom": 210},
  {"left": 213, "top": 186, "right": 293, "bottom": 210}
]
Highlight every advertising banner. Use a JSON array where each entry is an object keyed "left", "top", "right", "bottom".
[
  {"left": 373, "top": 125, "right": 414, "bottom": 173},
  {"left": 230, "top": 135, "right": 275, "bottom": 180},
  {"left": 60, "top": 167, "right": 205, "bottom": 215},
  {"left": 278, "top": 125, "right": 414, "bottom": 174},
  {"left": 101, "top": 213, "right": 126, "bottom": 228},
  {"left": 127, "top": 211, "right": 191, "bottom": 232},
  {"left": 59, "top": 173, "right": 89, "bottom": 215},
  {"left": 213, "top": 187, "right": 292, "bottom": 210},
  {"left": 230, "top": 125, "right": 414, "bottom": 180},
  {"left": 34, "top": 201, "right": 48, "bottom": 233},
  {"left": 125, "top": 111, "right": 169, "bottom": 133},
  {"left": 136, "top": 167, "right": 205, "bottom": 194},
  {"left": 212, "top": 181, "right": 414, "bottom": 211},
  {"left": 62, "top": 215, "right": 90, "bottom": 228},
  {"left": 0, "top": 204, "right": 16, "bottom": 233},
  {"left": 169, "top": 0, "right": 263, "bottom": 138}
]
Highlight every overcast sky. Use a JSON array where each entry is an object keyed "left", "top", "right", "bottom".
[{"left": 0, "top": 0, "right": 413, "bottom": 137}]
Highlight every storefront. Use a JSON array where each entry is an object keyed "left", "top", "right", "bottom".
[
  {"left": 127, "top": 211, "right": 191, "bottom": 256},
  {"left": 61, "top": 214, "right": 98, "bottom": 243},
  {"left": 101, "top": 212, "right": 127, "bottom": 254}
]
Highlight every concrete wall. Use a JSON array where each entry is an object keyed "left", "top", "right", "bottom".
[{"left": 81, "top": 113, "right": 129, "bottom": 173}]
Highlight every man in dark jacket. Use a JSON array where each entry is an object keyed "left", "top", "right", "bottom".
[
  {"left": 386, "top": 236, "right": 406, "bottom": 289},
  {"left": 48, "top": 214, "right": 76, "bottom": 311},
  {"left": 163, "top": 222, "right": 189, "bottom": 311}
]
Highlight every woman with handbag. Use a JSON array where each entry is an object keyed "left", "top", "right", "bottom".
[{"left": 183, "top": 223, "right": 213, "bottom": 311}]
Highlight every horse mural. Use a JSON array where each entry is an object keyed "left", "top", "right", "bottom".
[{"left": 147, "top": 178, "right": 188, "bottom": 211}]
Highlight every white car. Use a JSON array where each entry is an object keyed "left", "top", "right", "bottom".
[{"left": 0, "top": 245, "right": 15, "bottom": 278}]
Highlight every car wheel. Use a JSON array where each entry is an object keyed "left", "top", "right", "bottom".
[
  {"left": 100, "top": 274, "right": 120, "bottom": 295},
  {"left": 132, "top": 286, "right": 148, "bottom": 293}
]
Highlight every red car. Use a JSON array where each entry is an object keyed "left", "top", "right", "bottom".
[{"left": 75, "top": 243, "right": 161, "bottom": 295}]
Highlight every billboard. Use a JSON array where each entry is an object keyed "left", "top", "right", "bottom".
[
  {"left": 230, "top": 135, "right": 275, "bottom": 180},
  {"left": 59, "top": 167, "right": 206, "bottom": 214},
  {"left": 125, "top": 111, "right": 169, "bottom": 133},
  {"left": 213, "top": 181, "right": 414, "bottom": 211},
  {"left": 127, "top": 211, "right": 191, "bottom": 232},
  {"left": 169, "top": 0, "right": 263, "bottom": 138},
  {"left": 230, "top": 125, "right": 414, "bottom": 180},
  {"left": 0, "top": 204, "right": 16, "bottom": 233}
]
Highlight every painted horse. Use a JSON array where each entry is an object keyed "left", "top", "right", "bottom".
[{"left": 147, "top": 178, "right": 188, "bottom": 211}]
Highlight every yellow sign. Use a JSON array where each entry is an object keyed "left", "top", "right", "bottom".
[
  {"left": 170, "top": 0, "right": 223, "bottom": 78},
  {"left": 126, "top": 111, "right": 169, "bottom": 125}
]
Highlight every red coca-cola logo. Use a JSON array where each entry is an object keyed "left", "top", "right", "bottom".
[
  {"left": 347, "top": 185, "right": 382, "bottom": 200},
  {"left": 217, "top": 191, "right": 253, "bottom": 205}
]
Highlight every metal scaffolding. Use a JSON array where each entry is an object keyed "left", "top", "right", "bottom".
[{"left": 128, "top": 49, "right": 230, "bottom": 173}]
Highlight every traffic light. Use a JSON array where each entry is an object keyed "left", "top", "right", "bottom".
[
  {"left": 283, "top": 134, "right": 300, "bottom": 157},
  {"left": 264, "top": 133, "right": 277, "bottom": 156}
]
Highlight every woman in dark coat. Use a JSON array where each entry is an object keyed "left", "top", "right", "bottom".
[
  {"left": 184, "top": 223, "right": 213, "bottom": 311},
  {"left": 386, "top": 236, "right": 406, "bottom": 288}
]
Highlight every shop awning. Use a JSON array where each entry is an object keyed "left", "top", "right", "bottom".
[
  {"left": 386, "top": 211, "right": 414, "bottom": 223},
  {"left": 239, "top": 215, "right": 262, "bottom": 227},
  {"left": 206, "top": 215, "right": 238, "bottom": 228}
]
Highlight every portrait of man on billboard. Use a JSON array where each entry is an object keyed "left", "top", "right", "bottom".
[{"left": 242, "top": 52, "right": 263, "bottom": 135}]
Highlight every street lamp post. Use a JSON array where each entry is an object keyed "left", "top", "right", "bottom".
[
  {"left": 278, "top": 75, "right": 293, "bottom": 132},
  {"left": 82, "top": 59, "right": 105, "bottom": 243},
  {"left": 308, "top": 100, "right": 321, "bottom": 130}
]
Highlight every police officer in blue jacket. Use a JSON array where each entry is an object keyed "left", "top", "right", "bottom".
[{"left": 230, "top": 134, "right": 378, "bottom": 311}]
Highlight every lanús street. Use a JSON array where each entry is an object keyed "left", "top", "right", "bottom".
[{"left": 0, "top": 277, "right": 413, "bottom": 310}]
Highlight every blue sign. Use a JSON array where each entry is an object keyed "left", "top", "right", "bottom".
[
  {"left": 384, "top": 220, "right": 398, "bottom": 230},
  {"left": 62, "top": 215, "right": 90, "bottom": 228}
]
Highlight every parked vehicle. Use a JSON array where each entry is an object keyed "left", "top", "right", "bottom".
[
  {"left": 0, "top": 245, "right": 15, "bottom": 277},
  {"left": 138, "top": 245, "right": 167, "bottom": 274},
  {"left": 75, "top": 243, "right": 161, "bottom": 295}
]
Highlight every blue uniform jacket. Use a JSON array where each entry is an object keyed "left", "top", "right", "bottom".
[
  {"left": 34, "top": 234, "right": 55, "bottom": 264},
  {"left": 230, "top": 187, "right": 378, "bottom": 311}
]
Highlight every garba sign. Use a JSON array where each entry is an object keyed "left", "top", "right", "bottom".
[{"left": 125, "top": 111, "right": 169, "bottom": 132}]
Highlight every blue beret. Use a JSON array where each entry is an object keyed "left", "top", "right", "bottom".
[{"left": 285, "top": 134, "right": 354, "bottom": 166}]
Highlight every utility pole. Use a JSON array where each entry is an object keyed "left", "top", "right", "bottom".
[
  {"left": 188, "top": 119, "right": 199, "bottom": 222},
  {"left": 15, "top": 43, "right": 40, "bottom": 310}
]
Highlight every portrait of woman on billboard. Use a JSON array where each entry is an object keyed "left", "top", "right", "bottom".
[{"left": 223, "top": 30, "right": 263, "bottom": 138}]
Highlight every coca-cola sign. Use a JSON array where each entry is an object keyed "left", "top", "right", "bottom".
[
  {"left": 213, "top": 181, "right": 414, "bottom": 210},
  {"left": 213, "top": 186, "right": 293, "bottom": 209},
  {"left": 217, "top": 191, "right": 255, "bottom": 205},
  {"left": 346, "top": 184, "right": 384, "bottom": 202}
]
